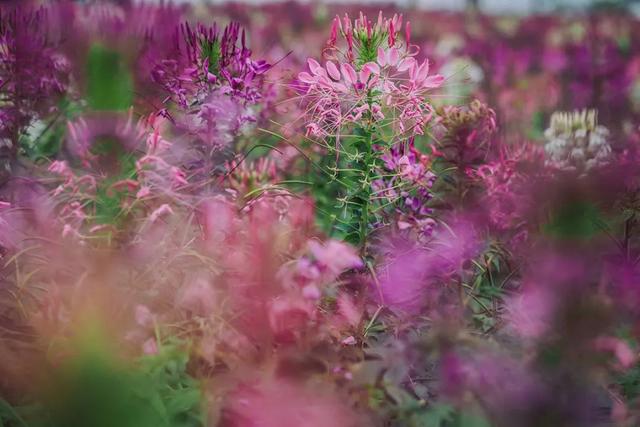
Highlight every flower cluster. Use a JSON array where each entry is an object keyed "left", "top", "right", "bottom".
[
  {"left": 372, "top": 138, "right": 436, "bottom": 240},
  {"left": 0, "top": 6, "right": 69, "bottom": 140},
  {"left": 544, "top": 109, "right": 612, "bottom": 173},
  {"left": 475, "top": 143, "right": 546, "bottom": 237},
  {"left": 295, "top": 12, "right": 445, "bottom": 248},
  {"left": 151, "top": 22, "right": 271, "bottom": 154},
  {"left": 152, "top": 22, "right": 270, "bottom": 108}
]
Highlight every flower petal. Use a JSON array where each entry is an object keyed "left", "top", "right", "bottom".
[
  {"left": 340, "top": 63, "right": 357, "bottom": 85},
  {"left": 363, "top": 62, "right": 380, "bottom": 75},
  {"left": 422, "top": 74, "right": 444, "bottom": 89},
  {"left": 332, "top": 82, "right": 349, "bottom": 93},
  {"left": 387, "top": 47, "right": 399, "bottom": 66},
  {"left": 416, "top": 60, "right": 430, "bottom": 83},
  {"left": 326, "top": 60, "right": 341, "bottom": 81},
  {"left": 377, "top": 47, "right": 387, "bottom": 67},
  {"left": 397, "top": 57, "right": 415, "bottom": 72},
  {"left": 359, "top": 68, "right": 371, "bottom": 84},
  {"left": 307, "top": 58, "right": 322, "bottom": 75},
  {"left": 298, "top": 72, "right": 315, "bottom": 84}
]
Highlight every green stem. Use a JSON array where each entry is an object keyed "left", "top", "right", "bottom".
[{"left": 359, "top": 127, "right": 373, "bottom": 254}]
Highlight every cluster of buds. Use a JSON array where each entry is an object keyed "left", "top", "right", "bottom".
[
  {"left": 327, "top": 12, "right": 408, "bottom": 64},
  {"left": 434, "top": 100, "right": 498, "bottom": 167},
  {"left": 544, "top": 109, "right": 611, "bottom": 173},
  {"left": 226, "top": 156, "right": 279, "bottom": 196}
]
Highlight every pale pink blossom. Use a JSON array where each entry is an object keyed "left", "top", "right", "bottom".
[
  {"left": 308, "top": 239, "right": 363, "bottom": 276},
  {"left": 594, "top": 336, "right": 637, "bottom": 369},
  {"left": 134, "top": 304, "right": 155, "bottom": 328},
  {"left": 341, "top": 335, "right": 357, "bottom": 345},
  {"left": 142, "top": 337, "right": 158, "bottom": 355},
  {"left": 149, "top": 204, "right": 174, "bottom": 222}
]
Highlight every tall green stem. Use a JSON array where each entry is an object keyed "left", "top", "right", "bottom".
[{"left": 344, "top": 116, "right": 376, "bottom": 256}]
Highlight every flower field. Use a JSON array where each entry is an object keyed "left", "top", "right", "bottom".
[{"left": 2, "top": 1, "right": 640, "bottom": 426}]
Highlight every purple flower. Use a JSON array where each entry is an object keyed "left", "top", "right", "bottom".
[{"left": 0, "top": 5, "right": 69, "bottom": 141}]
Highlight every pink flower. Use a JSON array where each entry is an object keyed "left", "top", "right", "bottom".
[
  {"left": 298, "top": 59, "right": 379, "bottom": 94},
  {"left": 505, "top": 285, "right": 556, "bottom": 340},
  {"left": 134, "top": 305, "right": 155, "bottom": 328},
  {"left": 594, "top": 337, "right": 637, "bottom": 369},
  {"left": 48, "top": 160, "right": 73, "bottom": 179},
  {"left": 308, "top": 239, "right": 363, "bottom": 276},
  {"left": 408, "top": 59, "right": 445, "bottom": 90},
  {"left": 142, "top": 338, "right": 158, "bottom": 355},
  {"left": 178, "top": 277, "right": 217, "bottom": 316},
  {"left": 341, "top": 335, "right": 357, "bottom": 346},
  {"left": 108, "top": 179, "right": 138, "bottom": 195},
  {"left": 268, "top": 297, "right": 315, "bottom": 343},
  {"left": 149, "top": 204, "right": 174, "bottom": 222},
  {"left": 170, "top": 166, "right": 189, "bottom": 187},
  {"left": 136, "top": 186, "right": 151, "bottom": 199},
  {"left": 337, "top": 294, "right": 361, "bottom": 327},
  {"left": 301, "top": 284, "right": 321, "bottom": 300},
  {"left": 223, "top": 378, "right": 364, "bottom": 427}
]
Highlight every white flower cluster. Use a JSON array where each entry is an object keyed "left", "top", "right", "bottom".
[{"left": 544, "top": 109, "right": 611, "bottom": 173}]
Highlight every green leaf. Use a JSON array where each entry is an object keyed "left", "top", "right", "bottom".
[
  {"left": 418, "top": 403, "right": 455, "bottom": 426},
  {"left": 165, "top": 389, "right": 201, "bottom": 415},
  {"left": 0, "top": 399, "right": 29, "bottom": 427},
  {"left": 86, "top": 44, "right": 133, "bottom": 111},
  {"left": 544, "top": 200, "right": 602, "bottom": 240},
  {"left": 457, "top": 411, "right": 493, "bottom": 427}
]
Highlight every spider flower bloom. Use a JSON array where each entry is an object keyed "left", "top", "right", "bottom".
[
  {"left": 544, "top": 109, "right": 612, "bottom": 174},
  {"left": 294, "top": 13, "right": 443, "bottom": 247},
  {"left": 0, "top": 5, "right": 69, "bottom": 141},
  {"left": 152, "top": 21, "right": 270, "bottom": 108},
  {"left": 296, "top": 12, "right": 444, "bottom": 141},
  {"left": 151, "top": 21, "right": 270, "bottom": 157}
]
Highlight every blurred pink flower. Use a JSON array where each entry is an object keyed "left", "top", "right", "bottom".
[
  {"left": 505, "top": 285, "right": 556, "bottom": 340},
  {"left": 178, "top": 276, "right": 217, "bottom": 316},
  {"left": 223, "top": 378, "right": 364, "bottom": 427},
  {"left": 594, "top": 336, "right": 637, "bottom": 370},
  {"left": 308, "top": 239, "right": 363, "bottom": 276}
]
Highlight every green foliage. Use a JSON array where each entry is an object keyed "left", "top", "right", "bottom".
[
  {"left": 308, "top": 124, "right": 382, "bottom": 250},
  {"left": 403, "top": 403, "right": 494, "bottom": 427},
  {"left": 467, "top": 245, "right": 510, "bottom": 333},
  {"left": 616, "top": 334, "right": 640, "bottom": 400},
  {"left": 90, "top": 138, "right": 138, "bottom": 226},
  {"left": 86, "top": 44, "right": 133, "bottom": 111},
  {"left": 544, "top": 199, "right": 602, "bottom": 240},
  {"left": 618, "top": 364, "right": 640, "bottom": 400},
  {"left": 416, "top": 403, "right": 456, "bottom": 426},
  {"left": 528, "top": 110, "right": 546, "bottom": 141},
  {"left": 201, "top": 38, "right": 222, "bottom": 77},
  {"left": 309, "top": 152, "right": 349, "bottom": 237},
  {"left": 0, "top": 339, "right": 203, "bottom": 427},
  {"left": 354, "top": 31, "right": 385, "bottom": 67},
  {"left": 337, "top": 125, "right": 379, "bottom": 248}
]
